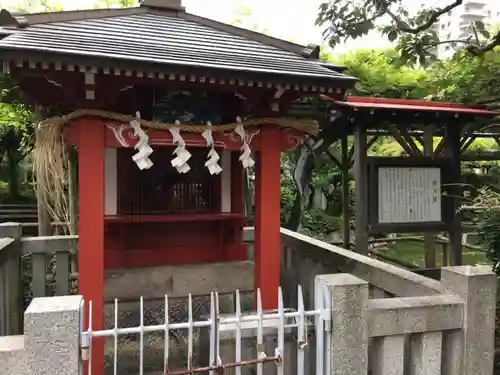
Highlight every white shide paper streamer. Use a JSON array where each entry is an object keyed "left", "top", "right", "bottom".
[
  {"left": 202, "top": 121, "right": 222, "bottom": 175},
  {"left": 130, "top": 112, "right": 153, "bottom": 170},
  {"left": 234, "top": 117, "right": 255, "bottom": 169},
  {"left": 169, "top": 121, "right": 191, "bottom": 173}
]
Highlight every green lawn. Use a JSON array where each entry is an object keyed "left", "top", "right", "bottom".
[{"left": 380, "top": 239, "right": 489, "bottom": 268}]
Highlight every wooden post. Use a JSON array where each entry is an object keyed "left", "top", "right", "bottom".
[
  {"left": 67, "top": 147, "right": 78, "bottom": 274},
  {"left": 254, "top": 126, "right": 282, "bottom": 309},
  {"left": 34, "top": 176, "right": 50, "bottom": 298},
  {"left": 354, "top": 123, "right": 369, "bottom": 254},
  {"left": 231, "top": 151, "right": 244, "bottom": 216},
  {"left": 36, "top": 192, "right": 52, "bottom": 236},
  {"left": 34, "top": 106, "right": 52, "bottom": 237},
  {"left": 33, "top": 107, "right": 51, "bottom": 300},
  {"left": 243, "top": 170, "right": 253, "bottom": 220},
  {"left": 444, "top": 123, "right": 462, "bottom": 266},
  {"left": 442, "top": 242, "right": 449, "bottom": 267},
  {"left": 423, "top": 126, "right": 436, "bottom": 268},
  {"left": 341, "top": 132, "right": 351, "bottom": 249},
  {"left": 35, "top": 160, "right": 52, "bottom": 237},
  {"left": 76, "top": 118, "right": 105, "bottom": 375}
]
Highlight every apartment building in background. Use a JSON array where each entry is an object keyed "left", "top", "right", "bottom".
[{"left": 434, "top": 0, "right": 500, "bottom": 58}]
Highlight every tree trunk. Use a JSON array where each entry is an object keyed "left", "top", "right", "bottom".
[
  {"left": 283, "top": 109, "right": 346, "bottom": 232},
  {"left": 285, "top": 138, "right": 323, "bottom": 230}
]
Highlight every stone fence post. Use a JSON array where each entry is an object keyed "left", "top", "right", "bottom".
[
  {"left": 441, "top": 266, "right": 496, "bottom": 375},
  {"left": 316, "top": 273, "right": 369, "bottom": 375},
  {"left": 0, "top": 222, "right": 23, "bottom": 335},
  {"left": 0, "top": 295, "right": 82, "bottom": 375}
]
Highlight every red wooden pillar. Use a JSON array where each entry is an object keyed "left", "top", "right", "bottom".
[
  {"left": 254, "top": 125, "right": 282, "bottom": 310},
  {"left": 77, "top": 117, "right": 105, "bottom": 375}
]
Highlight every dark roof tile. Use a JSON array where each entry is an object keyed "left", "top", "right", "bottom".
[{"left": 0, "top": 7, "right": 356, "bottom": 87}]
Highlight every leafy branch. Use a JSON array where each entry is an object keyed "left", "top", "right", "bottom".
[
  {"left": 471, "top": 187, "right": 500, "bottom": 275},
  {"left": 384, "top": 0, "right": 462, "bottom": 34},
  {"left": 317, "top": 0, "right": 500, "bottom": 64}
]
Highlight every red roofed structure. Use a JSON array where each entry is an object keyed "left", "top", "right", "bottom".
[
  {"left": 317, "top": 93, "right": 499, "bottom": 269},
  {"left": 321, "top": 94, "right": 499, "bottom": 116}
]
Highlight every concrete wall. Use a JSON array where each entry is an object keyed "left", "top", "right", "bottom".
[{"left": 104, "top": 260, "right": 254, "bottom": 302}]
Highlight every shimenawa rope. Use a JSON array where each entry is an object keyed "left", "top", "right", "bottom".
[
  {"left": 34, "top": 109, "right": 318, "bottom": 234},
  {"left": 38, "top": 109, "right": 319, "bottom": 135}
]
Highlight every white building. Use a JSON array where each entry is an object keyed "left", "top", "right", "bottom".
[{"left": 434, "top": 0, "right": 500, "bottom": 58}]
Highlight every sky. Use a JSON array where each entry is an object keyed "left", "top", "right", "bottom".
[{"left": 1, "top": 0, "right": 436, "bottom": 55}]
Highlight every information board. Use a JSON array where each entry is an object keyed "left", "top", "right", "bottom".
[{"left": 377, "top": 167, "right": 441, "bottom": 224}]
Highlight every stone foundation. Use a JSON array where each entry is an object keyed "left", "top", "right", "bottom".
[{"left": 102, "top": 261, "right": 254, "bottom": 374}]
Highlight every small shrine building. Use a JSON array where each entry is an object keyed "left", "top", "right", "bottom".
[{"left": 0, "top": 2, "right": 356, "bottom": 369}]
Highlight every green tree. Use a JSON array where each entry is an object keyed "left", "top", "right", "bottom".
[
  {"left": 316, "top": 0, "right": 500, "bottom": 64},
  {"left": 426, "top": 50, "right": 500, "bottom": 105},
  {"left": 284, "top": 49, "right": 429, "bottom": 232},
  {"left": 0, "top": 0, "right": 136, "bottom": 201},
  {"left": 0, "top": 74, "right": 35, "bottom": 200},
  {"left": 284, "top": 47, "right": 500, "bottom": 237},
  {"left": 334, "top": 48, "right": 430, "bottom": 98}
]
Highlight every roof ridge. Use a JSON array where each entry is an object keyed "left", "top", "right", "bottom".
[
  {"left": 1, "top": 6, "right": 151, "bottom": 27},
  {"left": 180, "top": 12, "right": 313, "bottom": 58},
  {"left": 2, "top": 6, "right": 320, "bottom": 59}
]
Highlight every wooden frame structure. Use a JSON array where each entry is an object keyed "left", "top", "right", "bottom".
[{"left": 322, "top": 95, "right": 499, "bottom": 267}]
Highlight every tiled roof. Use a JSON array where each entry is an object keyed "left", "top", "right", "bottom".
[{"left": 0, "top": 6, "right": 356, "bottom": 88}]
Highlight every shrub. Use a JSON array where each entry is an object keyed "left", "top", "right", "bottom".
[{"left": 472, "top": 187, "right": 500, "bottom": 276}]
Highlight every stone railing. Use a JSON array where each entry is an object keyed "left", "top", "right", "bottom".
[
  {"left": 322, "top": 267, "right": 496, "bottom": 375},
  {"left": 243, "top": 227, "right": 445, "bottom": 307},
  {"left": 0, "top": 222, "right": 76, "bottom": 335},
  {"left": 280, "top": 227, "right": 447, "bottom": 300},
  {"left": 244, "top": 227, "right": 496, "bottom": 375}
]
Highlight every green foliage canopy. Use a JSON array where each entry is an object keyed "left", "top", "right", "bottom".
[
  {"left": 333, "top": 49, "right": 430, "bottom": 98},
  {"left": 282, "top": 46, "right": 500, "bottom": 240}
]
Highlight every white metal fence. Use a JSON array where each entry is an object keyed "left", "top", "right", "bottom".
[{"left": 80, "top": 286, "right": 331, "bottom": 375}]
